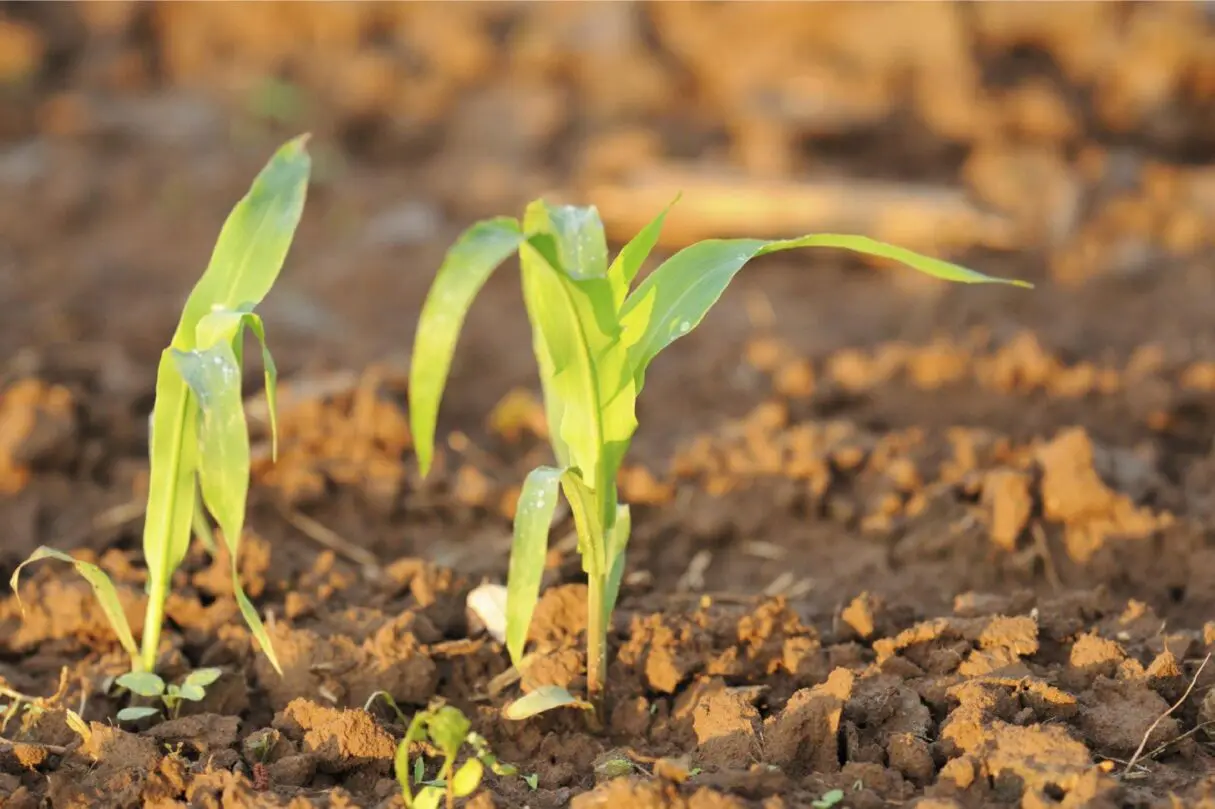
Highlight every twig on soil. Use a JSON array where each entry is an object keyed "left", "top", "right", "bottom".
[
  {"left": 1142, "top": 719, "right": 1215, "bottom": 762},
  {"left": 741, "top": 540, "right": 787, "bottom": 561},
  {"left": 1122, "top": 653, "right": 1211, "bottom": 776},
  {"left": 279, "top": 506, "right": 382, "bottom": 576},
  {"left": 1031, "top": 524, "right": 1062, "bottom": 592},
  {"left": 676, "top": 550, "right": 712, "bottom": 592},
  {"left": 0, "top": 737, "right": 70, "bottom": 756}
]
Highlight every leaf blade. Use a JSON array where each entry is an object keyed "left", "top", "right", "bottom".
[
  {"left": 506, "top": 466, "right": 564, "bottom": 666},
  {"left": 606, "top": 194, "right": 679, "bottom": 307},
  {"left": 503, "top": 685, "right": 594, "bottom": 720},
  {"left": 408, "top": 218, "right": 525, "bottom": 478},
  {"left": 10, "top": 547, "right": 140, "bottom": 666}
]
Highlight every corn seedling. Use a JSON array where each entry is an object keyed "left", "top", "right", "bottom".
[
  {"left": 114, "top": 668, "right": 223, "bottom": 722},
  {"left": 384, "top": 698, "right": 518, "bottom": 809},
  {"left": 409, "top": 198, "right": 1030, "bottom": 722},
  {"left": 10, "top": 136, "right": 311, "bottom": 675}
]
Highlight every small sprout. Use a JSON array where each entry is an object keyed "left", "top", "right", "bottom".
[
  {"left": 115, "top": 668, "right": 223, "bottom": 722},
  {"left": 594, "top": 755, "right": 636, "bottom": 782},
  {"left": 394, "top": 701, "right": 528, "bottom": 809},
  {"left": 813, "top": 789, "right": 845, "bottom": 808},
  {"left": 523, "top": 772, "right": 539, "bottom": 790},
  {"left": 408, "top": 197, "right": 1030, "bottom": 724}
]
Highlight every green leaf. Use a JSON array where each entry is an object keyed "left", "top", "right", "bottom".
[
  {"left": 116, "top": 706, "right": 161, "bottom": 722},
  {"left": 619, "top": 235, "right": 1031, "bottom": 392},
  {"left": 541, "top": 203, "right": 609, "bottom": 280},
  {"left": 602, "top": 504, "right": 631, "bottom": 626},
  {"left": 415, "top": 788, "right": 444, "bottom": 809},
  {"left": 172, "top": 340, "right": 280, "bottom": 674},
  {"left": 176, "top": 683, "right": 206, "bottom": 702},
  {"left": 413, "top": 755, "right": 425, "bottom": 785},
  {"left": 116, "top": 671, "right": 166, "bottom": 698},
  {"left": 171, "top": 134, "right": 311, "bottom": 351},
  {"left": 506, "top": 466, "right": 564, "bottom": 666},
  {"left": 451, "top": 758, "right": 484, "bottom": 798},
  {"left": 559, "top": 469, "right": 605, "bottom": 579},
  {"left": 524, "top": 773, "right": 539, "bottom": 790},
  {"left": 426, "top": 706, "right": 471, "bottom": 760},
  {"left": 408, "top": 218, "right": 526, "bottom": 478},
  {"left": 196, "top": 307, "right": 280, "bottom": 462},
  {"left": 10, "top": 547, "right": 140, "bottom": 666},
  {"left": 606, "top": 195, "right": 679, "bottom": 308},
  {"left": 503, "top": 685, "right": 594, "bottom": 720},
  {"left": 813, "top": 789, "right": 845, "bottom": 808},
  {"left": 183, "top": 667, "right": 223, "bottom": 689}
]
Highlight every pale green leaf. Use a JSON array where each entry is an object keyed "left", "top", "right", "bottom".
[
  {"left": 116, "top": 706, "right": 161, "bottom": 722},
  {"left": 184, "top": 667, "right": 223, "bottom": 689},
  {"left": 172, "top": 341, "right": 280, "bottom": 674},
  {"left": 172, "top": 135, "right": 311, "bottom": 350},
  {"left": 10, "top": 547, "right": 140, "bottom": 666},
  {"left": 542, "top": 202, "right": 608, "bottom": 280},
  {"left": 606, "top": 194, "right": 679, "bottom": 307},
  {"left": 559, "top": 469, "right": 606, "bottom": 578},
  {"left": 116, "top": 671, "right": 166, "bottom": 697},
  {"left": 506, "top": 466, "right": 564, "bottom": 666},
  {"left": 413, "top": 755, "right": 424, "bottom": 784},
  {"left": 503, "top": 685, "right": 594, "bottom": 720},
  {"left": 192, "top": 486, "right": 217, "bottom": 554},
  {"left": 415, "top": 788, "right": 444, "bottom": 809},
  {"left": 427, "top": 705, "right": 471, "bottom": 760},
  {"left": 177, "top": 683, "right": 206, "bottom": 702},
  {"left": 196, "top": 307, "right": 280, "bottom": 462},
  {"left": 620, "top": 235, "right": 1031, "bottom": 392},
  {"left": 451, "top": 758, "right": 484, "bottom": 797},
  {"left": 603, "top": 503, "right": 631, "bottom": 626},
  {"left": 408, "top": 218, "right": 525, "bottom": 478},
  {"left": 524, "top": 773, "right": 539, "bottom": 790}
]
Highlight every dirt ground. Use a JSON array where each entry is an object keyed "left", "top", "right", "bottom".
[{"left": 3, "top": 2, "right": 1215, "bottom": 807}]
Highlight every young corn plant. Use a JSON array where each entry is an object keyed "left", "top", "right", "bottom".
[
  {"left": 10, "top": 135, "right": 312, "bottom": 675},
  {"left": 408, "top": 198, "right": 1030, "bottom": 722}
]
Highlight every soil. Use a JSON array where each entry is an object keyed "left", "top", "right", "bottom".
[{"left": 4, "top": 3, "right": 1215, "bottom": 808}]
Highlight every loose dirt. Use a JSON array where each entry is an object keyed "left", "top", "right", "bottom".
[{"left": 4, "top": 3, "right": 1215, "bottom": 808}]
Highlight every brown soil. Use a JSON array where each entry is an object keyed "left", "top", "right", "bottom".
[{"left": 5, "top": 3, "right": 1215, "bottom": 808}]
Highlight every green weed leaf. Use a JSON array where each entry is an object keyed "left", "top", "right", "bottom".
[
  {"left": 620, "top": 235, "right": 1031, "bottom": 392},
  {"left": 506, "top": 466, "right": 564, "bottom": 666},
  {"left": 116, "top": 671, "right": 166, "bottom": 697},
  {"left": 176, "top": 683, "right": 206, "bottom": 702},
  {"left": 602, "top": 504, "right": 631, "bottom": 627},
  {"left": 183, "top": 667, "right": 223, "bottom": 689},
  {"left": 606, "top": 195, "right": 679, "bottom": 307},
  {"left": 426, "top": 705, "right": 471, "bottom": 760},
  {"left": 451, "top": 758, "right": 484, "bottom": 798},
  {"left": 116, "top": 706, "right": 161, "bottom": 722},
  {"left": 10, "top": 547, "right": 140, "bottom": 666},
  {"left": 408, "top": 218, "right": 526, "bottom": 478},
  {"left": 503, "top": 685, "right": 594, "bottom": 720}
]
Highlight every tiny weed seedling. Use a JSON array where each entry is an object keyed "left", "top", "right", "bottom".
[
  {"left": 409, "top": 197, "right": 1030, "bottom": 723},
  {"left": 114, "top": 668, "right": 223, "bottom": 722},
  {"left": 10, "top": 136, "right": 312, "bottom": 675},
  {"left": 813, "top": 789, "right": 845, "bottom": 809},
  {"left": 377, "top": 696, "right": 518, "bottom": 809}
]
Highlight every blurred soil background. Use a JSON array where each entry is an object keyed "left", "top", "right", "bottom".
[{"left": 5, "top": 2, "right": 1215, "bottom": 807}]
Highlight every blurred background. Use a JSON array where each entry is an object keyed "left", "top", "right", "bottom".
[{"left": 1, "top": 0, "right": 1215, "bottom": 463}]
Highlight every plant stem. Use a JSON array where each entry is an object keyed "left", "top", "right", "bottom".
[
  {"left": 140, "top": 573, "right": 169, "bottom": 672},
  {"left": 586, "top": 573, "right": 608, "bottom": 723}
]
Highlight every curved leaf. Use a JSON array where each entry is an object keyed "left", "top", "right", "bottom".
[
  {"left": 451, "top": 758, "right": 485, "bottom": 798},
  {"left": 620, "top": 235, "right": 1032, "bottom": 392},
  {"left": 408, "top": 218, "right": 525, "bottom": 478},
  {"left": 116, "top": 671, "right": 166, "bottom": 698},
  {"left": 503, "top": 685, "right": 594, "bottom": 720},
  {"left": 10, "top": 547, "right": 140, "bottom": 666},
  {"left": 506, "top": 466, "right": 564, "bottom": 665},
  {"left": 545, "top": 203, "right": 608, "bottom": 280},
  {"left": 183, "top": 667, "right": 224, "bottom": 689},
  {"left": 117, "top": 706, "right": 161, "bottom": 722}
]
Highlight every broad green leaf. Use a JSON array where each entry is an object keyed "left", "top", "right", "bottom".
[
  {"left": 408, "top": 218, "right": 526, "bottom": 478},
  {"left": 197, "top": 307, "right": 280, "bottom": 461},
  {"left": 10, "top": 547, "right": 140, "bottom": 666},
  {"left": 184, "top": 667, "right": 223, "bottom": 689},
  {"left": 603, "top": 504, "right": 631, "bottom": 626},
  {"left": 172, "top": 341, "right": 281, "bottom": 674},
  {"left": 503, "top": 685, "right": 594, "bottom": 720},
  {"left": 427, "top": 706, "right": 471, "bottom": 760},
  {"left": 451, "top": 758, "right": 484, "bottom": 797},
  {"left": 606, "top": 194, "right": 679, "bottom": 308},
  {"left": 506, "top": 466, "right": 564, "bottom": 666},
  {"left": 171, "top": 135, "right": 311, "bottom": 351},
  {"left": 520, "top": 230, "right": 570, "bottom": 469},
  {"left": 542, "top": 203, "right": 608, "bottom": 280},
  {"left": 620, "top": 235, "right": 1032, "bottom": 392},
  {"left": 116, "top": 671, "right": 166, "bottom": 698},
  {"left": 116, "top": 706, "right": 161, "bottom": 722},
  {"left": 519, "top": 236, "right": 636, "bottom": 499}
]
